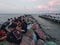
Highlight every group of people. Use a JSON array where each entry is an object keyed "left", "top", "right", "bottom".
[{"left": 0, "top": 16, "right": 28, "bottom": 45}]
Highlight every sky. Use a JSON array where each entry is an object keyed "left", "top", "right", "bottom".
[{"left": 0, "top": 0, "right": 60, "bottom": 14}]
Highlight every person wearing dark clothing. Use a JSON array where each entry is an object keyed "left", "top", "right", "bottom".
[
  {"left": 6, "top": 23, "right": 22, "bottom": 45},
  {"left": 7, "top": 30, "right": 22, "bottom": 45},
  {"left": 21, "top": 21, "right": 27, "bottom": 33}
]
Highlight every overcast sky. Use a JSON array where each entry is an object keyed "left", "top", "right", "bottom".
[{"left": 0, "top": 0, "right": 60, "bottom": 14}]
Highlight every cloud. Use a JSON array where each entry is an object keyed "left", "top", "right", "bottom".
[
  {"left": 36, "top": 5, "right": 47, "bottom": 9},
  {"left": 0, "top": 0, "right": 36, "bottom": 10},
  {"left": 48, "top": 0, "right": 56, "bottom": 6},
  {"left": 35, "top": 0, "right": 60, "bottom": 11},
  {"left": 26, "top": 0, "right": 36, "bottom": 2},
  {"left": 47, "top": 0, "right": 60, "bottom": 11},
  {"left": 0, "top": 3, "right": 24, "bottom": 11},
  {"left": 0, "top": 3, "right": 17, "bottom": 11},
  {"left": 0, "top": 0, "right": 60, "bottom": 13},
  {"left": 48, "top": 0, "right": 60, "bottom": 6}
]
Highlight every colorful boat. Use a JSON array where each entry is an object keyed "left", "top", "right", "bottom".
[{"left": 0, "top": 15, "right": 57, "bottom": 45}]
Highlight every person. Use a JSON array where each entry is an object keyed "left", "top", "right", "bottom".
[
  {"left": 17, "top": 16, "right": 27, "bottom": 33},
  {"left": 0, "top": 29, "right": 7, "bottom": 41},
  {"left": 4, "top": 19, "right": 10, "bottom": 26},
  {"left": 10, "top": 18, "right": 13, "bottom": 22},
  {"left": 1, "top": 19, "right": 10, "bottom": 30},
  {"left": 14, "top": 17, "right": 17, "bottom": 21},
  {"left": 0, "top": 29, "right": 9, "bottom": 45},
  {"left": 13, "top": 19, "right": 18, "bottom": 25},
  {"left": 16, "top": 25, "right": 25, "bottom": 33},
  {"left": 21, "top": 20, "right": 27, "bottom": 33},
  {"left": 6, "top": 23, "right": 22, "bottom": 45}
]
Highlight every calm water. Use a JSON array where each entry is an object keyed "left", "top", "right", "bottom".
[
  {"left": 0, "top": 14, "right": 23, "bottom": 24},
  {"left": 33, "top": 15, "right": 60, "bottom": 45}
]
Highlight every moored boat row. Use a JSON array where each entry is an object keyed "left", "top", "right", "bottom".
[{"left": 39, "top": 14, "right": 60, "bottom": 24}]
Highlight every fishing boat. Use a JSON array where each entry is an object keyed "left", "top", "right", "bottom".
[{"left": 0, "top": 15, "right": 57, "bottom": 45}]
